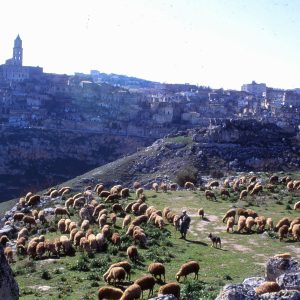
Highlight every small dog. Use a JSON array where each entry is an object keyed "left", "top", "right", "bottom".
[{"left": 208, "top": 233, "right": 221, "bottom": 248}]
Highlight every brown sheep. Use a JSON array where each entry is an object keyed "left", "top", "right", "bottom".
[
  {"left": 154, "top": 215, "right": 165, "bottom": 229},
  {"left": 111, "top": 233, "right": 121, "bottom": 245},
  {"left": 162, "top": 207, "right": 171, "bottom": 219},
  {"left": 50, "top": 190, "right": 59, "bottom": 198},
  {"left": 26, "top": 194, "right": 41, "bottom": 206},
  {"left": 266, "top": 218, "right": 274, "bottom": 231},
  {"left": 288, "top": 218, "right": 300, "bottom": 232},
  {"left": 269, "top": 175, "right": 279, "bottom": 184},
  {"left": 169, "top": 183, "right": 178, "bottom": 191},
  {"left": 105, "top": 194, "right": 119, "bottom": 203},
  {"left": 220, "top": 189, "right": 230, "bottom": 199},
  {"left": 65, "top": 197, "right": 75, "bottom": 210},
  {"left": 245, "top": 217, "right": 255, "bottom": 232},
  {"left": 120, "top": 188, "right": 130, "bottom": 199},
  {"left": 122, "top": 215, "right": 132, "bottom": 229},
  {"left": 70, "top": 228, "right": 79, "bottom": 242},
  {"left": 226, "top": 217, "right": 235, "bottom": 233},
  {"left": 173, "top": 215, "right": 180, "bottom": 231},
  {"left": 291, "top": 224, "right": 300, "bottom": 241},
  {"left": 88, "top": 234, "right": 98, "bottom": 252},
  {"left": 184, "top": 181, "right": 195, "bottom": 190},
  {"left": 249, "top": 176, "right": 257, "bottom": 183},
  {"left": 133, "top": 181, "right": 141, "bottom": 190},
  {"left": 96, "top": 233, "right": 106, "bottom": 251},
  {"left": 158, "top": 282, "right": 180, "bottom": 299},
  {"left": 275, "top": 218, "right": 290, "bottom": 232},
  {"left": 125, "top": 201, "right": 137, "bottom": 213},
  {"left": 112, "top": 204, "right": 124, "bottom": 215},
  {"left": 255, "top": 281, "right": 280, "bottom": 295},
  {"left": 278, "top": 225, "right": 289, "bottom": 241},
  {"left": 38, "top": 210, "right": 47, "bottom": 224},
  {"left": 13, "top": 213, "right": 25, "bottom": 223},
  {"left": 55, "top": 207, "right": 70, "bottom": 218},
  {"left": 22, "top": 215, "right": 36, "bottom": 228},
  {"left": 134, "top": 275, "right": 156, "bottom": 298},
  {"left": 107, "top": 261, "right": 132, "bottom": 280},
  {"left": 223, "top": 178, "right": 230, "bottom": 188},
  {"left": 266, "top": 184, "right": 275, "bottom": 192},
  {"left": 205, "top": 190, "right": 216, "bottom": 200},
  {"left": 127, "top": 245, "right": 138, "bottom": 262},
  {"left": 120, "top": 284, "right": 142, "bottom": 300},
  {"left": 27, "top": 241, "right": 38, "bottom": 259},
  {"left": 255, "top": 216, "right": 266, "bottom": 233},
  {"left": 209, "top": 180, "right": 219, "bottom": 188},
  {"left": 160, "top": 183, "right": 168, "bottom": 193},
  {"left": 57, "top": 219, "right": 66, "bottom": 233},
  {"left": 247, "top": 183, "right": 256, "bottom": 193},
  {"left": 198, "top": 208, "right": 204, "bottom": 219},
  {"left": 135, "top": 187, "right": 144, "bottom": 199},
  {"left": 110, "top": 213, "right": 117, "bottom": 226},
  {"left": 250, "top": 184, "right": 263, "bottom": 196},
  {"left": 4, "top": 247, "right": 13, "bottom": 263},
  {"left": 99, "top": 191, "right": 111, "bottom": 198},
  {"left": 68, "top": 221, "right": 77, "bottom": 232},
  {"left": 60, "top": 235, "right": 72, "bottom": 254},
  {"left": 176, "top": 261, "right": 199, "bottom": 282},
  {"left": 104, "top": 267, "right": 126, "bottom": 285},
  {"left": 137, "top": 203, "right": 148, "bottom": 215},
  {"left": 74, "top": 231, "right": 85, "bottom": 247},
  {"left": 222, "top": 208, "right": 236, "bottom": 223},
  {"left": 81, "top": 220, "right": 90, "bottom": 231},
  {"left": 97, "top": 286, "right": 123, "bottom": 300},
  {"left": 95, "top": 184, "right": 104, "bottom": 194},
  {"left": 294, "top": 201, "right": 300, "bottom": 210},
  {"left": 102, "top": 224, "right": 111, "bottom": 239},
  {"left": 98, "top": 214, "right": 107, "bottom": 228},
  {"left": 73, "top": 197, "right": 86, "bottom": 209},
  {"left": 133, "top": 231, "right": 147, "bottom": 247},
  {"left": 239, "top": 189, "right": 248, "bottom": 200},
  {"left": 17, "top": 228, "right": 29, "bottom": 240},
  {"left": 237, "top": 216, "right": 247, "bottom": 233},
  {"left": 148, "top": 262, "right": 166, "bottom": 282},
  {"left": 287, "top": 181, "right": 294, "bottom": 191},
  {"left": 0, "top": 235, "right": 9, "bottom": 247},
  {"left": 152, "top": 182, "right": 159, "bottom": 192},
  {"left": 25, "top": 191, "right": 33, "bottom": 202},
  {"left": 36, "top": 242, "right": 45, "bottom": 259},
  {"left": 132, "top": 215, "right": 148, "bottom": 226}
]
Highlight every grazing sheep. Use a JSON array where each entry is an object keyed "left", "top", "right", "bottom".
[
  {"left": 55, "top": 207, "right": 70, "bottom": 218},
  {"left": 121, "top": 188, "right": 130, "bottom": 199},
  {"left": 57, "top": 219, "right": 66, "bottom": 233},
  {"left": 69, "top": 228, "right": 79, "bottom": 242},
  {"left": 88, "top": 234, "right": 98, "bottom": 252},
  {"left": 148, "top": 262, "right": 166, "bottom": 282},
  {"left": 95, "top": 233, "right": 105, "bottom": 251},
  {"left": 288, "top": 218, "right": 300, "bottom": 232},
  {"left": 25, "top": 192, "right": 33, "bottom": 202},
  {"left": 160, "top": 183, "right": 168, "bottom": 193},
  {"left": 134, "top": 275, "right": 156, "bottom": 298},
  {"left": 209, "top": 180, "right": 219, "bottom": 188},
  {"left": 275, "top": 218, "right": 290, "bottom": 231},
  {"left": 249, "top": 176, "right": 257, "bottom": 183},
  {"left": 73, "top": 197, "right": 86, "bottom": 209},
  {"left": 17, "top": 228, "right": 29, "bottom": 240},
  {"left": 163, "top": 207, "right": 171, "bottom": 219},
  {"left": 173, "top": 215, "right": 180, "bottom": 231},
  {"left": 166, "top": 211, "right": 176, "bottom": 223},
  {"left": 74, "top": 231, "right": 85, "bottom": 247},
  {"left": 245, "top": 209, "right": 258, "bottom": 219},
  {"left": 184, "top": 182, "right": 195, "bottom": 190},
  {"left": 278, "top": 225, "right": 289, "bottom": 241},
  {"left": 255, "top": 216, "right": 266, "bottom": 232},
  {"left": 97, "top": 286, "right": 123, "bottom": 300},
  {"left": 152, "top": 182, "right": 159, "bottom": 192},
  {"left": 223, "top": 178, "right": 230, "bottom": 188},
  {"left": 132, "top": 215, "right": 148, "bottom": 226},
  {"left": 95, "top": 184, "right": 104, "bottom": 195},
  {"left": 137, "top": 203, "right": 148, "bottom": 215},
  {"left": 287, "top": 181, "right": 294, "bottom": 191},
  {"left": 176, "top": 261, "right": 199, "bottom": 282},
  {"left": 4, "top": 247, "right": 13, "bottom": 263},
  {"left": 133, "top": 231, "right": 147, "bottom": 247},
  {"left": 269, "top": 175, "right": 279, "bottom": 184},
  {"left": 205, "top": 190, "right": 216, "bottom": 200},
  {"left": 127, "top": 245, "right": 138, "bottom": 262},
  {"left": 27, "top": 241, "right": 38, "bottom": 259},
  {"left": 81, "top": 220, "right": 90, "bottom": 231},
  {"left": 104, "top": 267, "right": 126, "bottom": 285},
  {"left": 220, "top": 189, "right": 230, "bottom": 199},
  {"left": 266, "top": 218, "right": 274, "bottom": 231},
  {"left": 19, "top": 197, "right": 26, "bottom": 207},
  {"left": 122, "top": 215, "right": 132, "bottom": 229},
  {"left": 22, "top": 215, "right": 36, "bottom": 228},
  {"left": 0, "top": 235, "right": 9, "bottom": 246},
  {"left": 79, "top": 205, "right": 94, "bottom": 221},
  {"left": 131, "top": 202, "right": 140, "bottom": 215},
  {"left": 99, "top": 191, "right": 111, "bottom": 199},
  {"left": 125, "top": 201, "right": 137, "bottom": 213},
  {"left": 105, "top": 194, "right": 119, "bottom": 203},
  {"left": 112, "top": 204, "right": 124, "bottom": 215},
  {"left": 133, "top": 181, "right": 141, "bottom": 190},
  {"left": 110, "top": 213, "right": 117, "bottom": 226},
  {"left": 44, "top": 240, "right": 58, "bottom": 257},
  {"left": 65, "top": 197, "right": 75, "bottom": 210},
  {"left": 98, "top": 214, "right": 107, "bottom": 228},
  {"left": 135, "top": 188, "right": 144, "bottom": 199},
  {"left": 111, "top": 233, "right": 121, "bottom": 245},
  {"left": 50, "top": 190, "right": 59, "bottom": 198},
  {"left": 154, "top": 215, "right": 165, "bottom": 229},
  {"left": 68, "top": 221, "right": 77, "bottom": 232},
  {"left": 27, "top": 195, "right": 41, "bottom": 206},
  {"left": 294, "top": 201, "right": 300, "bottom": 210},
  {"left": 102, "top": 225, "right": 111, "bottom": 238},
  {"left": 169, "top": 183, "right": 178, "bottom": 191},
  {"left": 245, "top": 217, "right": 255, "bottom": 233},
  {"left": 107, "top": 261, "right": 132, "bottom": 280},
  {"left": 13, "top": 212, "right": 25, "bottom": 223},
  {"left": 60, "top": 235, "right": 72, "bottom": 254},
  {"left": 222, "top": 208, "right": 236, "bottom": 223},
  {"left": 266, "top": 184, "right": 275, "bottom": 192},
  {"left": 36, "top": 242, "right": 45, "bottom": 259},
  {"left": 291, "top": 224, "right": 300, "bottom": 241},
  {"left": 38, "top": 210, "right": 47, "bottom": 224},
  {"left": 239, "top": 190, "right": 248, "bottom": 200},
  {"left": 255, "top": 282, "right": 280, "bottom": 295},
  {"left": 226, "top": 217, "right": 235, "bottom": 233},
  {"left": 198, "top": 208, "right": 204, "bottom": 219},
  {"left": 250, "top": 185, "right": 263, "bottom": 196},
  {"left": 120, "top": 284, "right": 142, "bottom": 300},
  {"left": 237, "top": 216, "right": 247, "bottom": 233},
  {"left": 158, "top": 282, "right": 180, "bottom": 299}
]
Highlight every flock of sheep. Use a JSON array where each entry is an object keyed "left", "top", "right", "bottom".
[{"left": 0, "top": 173, "right": 299, "bottom": 299}]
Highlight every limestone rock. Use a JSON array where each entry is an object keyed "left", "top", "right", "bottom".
[
  {"left": 150, "top": 295, "right": 178, "bottom": 300},
  {"left": 276, "top": 272, "right": 300, "bottom": 291},
  {"left": 215, "top": 283, "right": 258, "bottom": 300},
  {"left": 0, "top": 245, "right": 19, "bottom": 300},
  {"left": 0, "top": 225, "right": 18, "bottom": 239},
  {"left": 259, "top": 290, "right": 300, "bottom": 300}
]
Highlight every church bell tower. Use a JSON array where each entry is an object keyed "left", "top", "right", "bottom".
[{"left": 13, "top": 34, "right": 23, "bottom": 66}]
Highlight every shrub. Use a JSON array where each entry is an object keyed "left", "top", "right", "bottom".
[
  {"left": 181, "top": 280, "right": 219, "bottom": 300},
  {"left": 175, "top": 166, "right": 198, "bottom": 187},
  {"left": 41, "top": 270, "right": 51, "bottom": 280},
  {"left": 69, "top": 253, "right": 90, "bottom": 272}
]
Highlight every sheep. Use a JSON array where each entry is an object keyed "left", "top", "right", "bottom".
[
  {"left": 135, "top": 188, "right": 144, "bottom": 199},
  {"left": 104, "top": 267, "right": 126, "bottom": 285},
  {"left": 57, "top": 219, "right": 66, "bottom": 233},
  {"left": 121, "top": 188, "right": 130, "bottom": 199},
  {"left": 232, "top": 179, "right": 240, "bottom": 191},
  {"left": 62, "top": 188, "right": 71, "bottom": 197},
  {"left": 245, "top": 209, "right": 258, "bottom": 219},
  {"left": 226, "top": 217, "right": 235, "bottom": 233},
  {"left": 60, "top": 235, "right": 72, "bottom": 254},
  {"left": 112, "top": 204, "right": 124, "bottom": 215},
  {"left": 184, "top": 181, "right": 195, "bottom": 190},
  {"left": 166, "top": 211, "right": 176, "bottom": 223},
  {"left": 220, "top": 189, "right": 230, "bottom": 199},
  {"left": 27, "top": 241, "right": 38, "bottom": 259},
  {"left": 281, "top": 176, "right": 292, "bottom": 184},
  {"left": 65, "top": 197, "right": 75, "bottom": 210},
  {"left": 99, "top": 191, "right": 111, "bottom": 198},
  {"left": 275, "top": 217, "right": 290, "bottom": 231},
  {"left": 222, "top": 208, "right": 236, "bottom": 223},
  {"left": 98, "top": 214, "right": 107, "bottom": 228},
  {"left": 169, "top": 183, "right": 178, "bottom": 191},
  {"left": 79, "top": 206, "right": 94, "bottom": 221},
  {"left": 209, "top": 180, "right": 219, "bottom": 188},
  {"left": 255, "top": 216, "right": 266, "bottom": 233},
  {"left": 139, "top": 194, "right": 147, "bottom": 202},
  {"left": 287, "top": 181, "right": 294, "bottom": 191},
  {"left": 137, "top": 203, "right": 148, "bottom": 215},
  {"left": 133, "top": 231, "right": 147, "bottom": 247},
  {"left": 249, "top": 176, "right": 257, "bottom": 183},
  {"left": 160, "top": 183, "right": 168, "bottom": 193},
  {"left": 131, "top": 215, "right": 148, "bottom": 226},
  {"left": 269, "top": 175, "right": 279, "bottom": 184},
  {"left": 223, "top": 178, "right": 230, "bottom": 188},
  {"left": 97, "top": 287, "right": 123, "bottom": 300},
  {"left": 64, "top": 219, "right": 72, "bottom": 232},
  {"left": 237, "top": 216, "right": 247, "bottom": 233},
  {"left": 205, "top": 190, "right": 216, "bottom": 200},
  {"left": 27, "top": 194, "right": 40, "bottom": 206},
  {"left": 54, "top": 238, "right": 63, "bottom": 255},
  {"left": 250, "top": 184, "right": 263, "bottom": 196},
  {"left": 152, "top": 182, "right": 159, "bottom": 192},
  {"left": 95, "top": 233, "right": 106, "bottom": 251},
  {"left": 68, "top": 221, "right": 77, "bottom": 232},
  {"left": 50, "top": 190, "right": 59, "bottom": 198},
  {"left": 88, "top": 234, "right": 98, "bottom": 252},
  {"left": 36, "top": 242, "right": 45, "bottom": 259},
  {"left": 70, "top": 228, "right": 79, "bottom": 242},
  {"left": 37, "top": 210, "right": 46, "bottom": 223},
  {"left": 154, "top": 215, "right": 165, "bottom": 229},
  {"left": 148, "top": 262, "right": 166, "bottom": 282},
  {"left": 25, "top": 191, "right": 33, "bottom": 202},
  {"left": 291, "top": 224, "right": 300, "bottom": 241},
  {"left": 288, "top": 218, "right": 300, "bottom": 232},
  {"left": 44, "top": 240, "right": 58, "bottom": 257},
  {"left": 158, "top": 282, "right": 180, "bottom": 299},
  {"left": 13, "top": 212, "right": 25, "bottom": 223},
  {"left": 105, "top": 194, "right": 119, "bottom": 203},
  {"left": 163, "top": 207, "right": 171, "bottom": 219},
  {"left": 173, "top": 215, "right": 180, "bottom": 231},
  {"left": 120, "top": 284, "right": 142, "bottom": 300},
  {"left": 22, "top": 215, "right": 36, "bottom": 228},
  {"left": 255, "top": 281, "right": 280, "bottom": 295},
  {"left": 111, "top": 233, "right": 121, "bottom": 245},
  {"left": 19, "top": 197, "right": 26, "bottom": 207},
  {"left": 266, "top": 218, "right": 274, "bottom": 231},
  {"left": 133, "top": 181, "right": 141, "bottom": 190},
  {"left": 266, "top": 184, "right": 275, "bottom": 192},
  {"left": 247, "top": 183, "right": 256, "bottom": 193},
  {"left": 55, "top": 207, "right": 70, "bottom": 218},
  {"left": 122, "top": 215, "right": 132, "bottom": 229},
  {"left": 0, "top": 235, "right": 9, "bottom": 247},
  {"left": 278, "top": 225, "right": 289, "bottom": 241},
  {"left": 127, "top": 245, "right": 138, "bottom": 262},
  {"left": 85, "top": 228, "right": 93, "bottom": 239},
  {"left": 176, "top": 261, "right": 199, "bottom": 282},
  {"left": 4, "top": 247, "right": 13, "bottom": 263},
  {"left": 81, "top": 220, "right": 90, "bottom": 231},
  {"left": 58, "top": 186, "right": 71, "bottom": 195},
  {"left": 198, "top": 208, "right": 204, "bottom": 219},
  {"left": 74, "top": 231, "right": 85, "bottom": 247},
  {"left": 125, "top": 201, "right": 137, "bottom": 213},
  {"left": 95, "top": 184, "right": 104, "bottom": 194},
  {"left": 245, "top": 217, "right": 255, "bottom": 233},
  {"left": 294, "top": 201, "right": 300, "bottom": 210},
  {"left": 107, "top": 261, "right": 132, "bottom": 280},
  {"left": 239, "top": 190, "right": 248, "bottom": 200},
  {"left": 134, "top": 275, "right": 156, "bottom": 298},
  {"left": 73, "top": 197, "right": 86, "bottom": 209}
]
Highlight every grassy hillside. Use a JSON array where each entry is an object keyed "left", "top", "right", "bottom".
[{"left": 7, "top": 183, "right": 300, "bottom": 300}]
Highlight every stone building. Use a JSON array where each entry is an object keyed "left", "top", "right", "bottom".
[{"left": 241, "top": 81, "right": 266, "bottom": 96}]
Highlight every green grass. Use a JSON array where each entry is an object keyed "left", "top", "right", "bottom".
[{"left": 7, "top": 186, "right": 300, "bottom": 300}]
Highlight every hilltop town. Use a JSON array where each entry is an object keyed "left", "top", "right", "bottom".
[{"left": 1, "top": 36, "right": 300, "bottom": 139}]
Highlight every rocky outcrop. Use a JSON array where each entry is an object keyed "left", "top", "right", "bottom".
[
  {"left": 149, "top": 295, "right": 177, "bottom": 300},
  {"left": 0, "top": 245, "right": 19, "bottom": 300},
  {"left": 216, "top": 255, "right": 300, "bottom": 300}
]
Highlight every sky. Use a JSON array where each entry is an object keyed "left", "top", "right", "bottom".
[{"left": 0, "top": 0, "right": 299, "bottom": 90}]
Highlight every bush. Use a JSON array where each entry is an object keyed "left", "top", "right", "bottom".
[
  {"left": 41, "top": 270, "right": 51, "bottom": 280},
  {"left": 175, "top": 166, "right": 198, "bottom": 187},
  {"left": 69, "top": 253, "right": 90, "bottom": 272},
  {"left": 181, "top": 280, "right": 219, "bottom": 300}
]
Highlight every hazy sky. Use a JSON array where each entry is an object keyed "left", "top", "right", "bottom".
[{"left": 0, "top": 0, "right": 299, "bottom": 90}]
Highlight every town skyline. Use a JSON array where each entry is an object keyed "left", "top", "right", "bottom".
[{"left": 1, "top": 0, "right": 299, "bottom": 90}]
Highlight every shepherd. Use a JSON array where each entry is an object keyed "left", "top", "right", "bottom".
[{"left": 178, "top": 210, "right": 191, "bottom": 239}]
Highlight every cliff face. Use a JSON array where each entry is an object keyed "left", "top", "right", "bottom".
[
  {"left": 0, "top": 128, "right": 153, "bottom": 202},
  {"left": 0, "top": 245, "right": 19, "bottom": 300}
]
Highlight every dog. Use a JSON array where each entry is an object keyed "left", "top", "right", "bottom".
[{"left": 208, "top": 233, "right": 221, "bottom": 248}]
